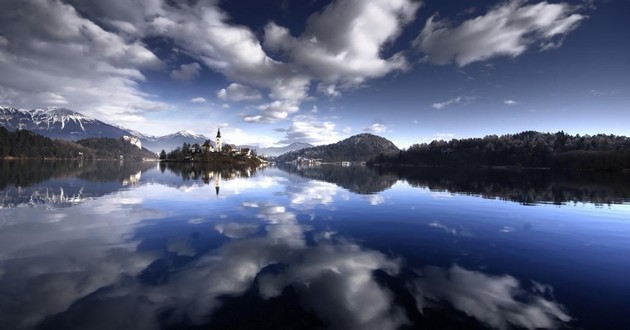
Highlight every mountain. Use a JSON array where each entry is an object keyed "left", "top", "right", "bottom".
[
  {"left": 0, "top": 107, "right": 213, "bottom": 153},
  {"left": 0, "top": 127, "right": 156, "bottom": 161},
  {"left": 141, "top": 130, "right": 211, "bottom": 154},
  {"left": 276, "top": 133, "right": 400, "bottom": 162},
  {"left": 0, "top": 106, "right": 132, "bottom": 140},
  {"left": 243, "top": 142, "right": 313, "bottom": 157}
]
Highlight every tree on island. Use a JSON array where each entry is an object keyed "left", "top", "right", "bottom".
[{"left": 162, "top": 141, "right": 264, "bottom": 166}]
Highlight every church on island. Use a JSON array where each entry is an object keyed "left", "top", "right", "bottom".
[
  {"left": 201, "top": 128, "right": 254, "bottom": 158},
  {"left": 202, "top": 127, "right": 222, "bottom": 153}
]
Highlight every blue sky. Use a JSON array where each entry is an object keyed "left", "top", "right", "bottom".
[{"left": 0, "top": 0, "right": 628, "bottom": 147}]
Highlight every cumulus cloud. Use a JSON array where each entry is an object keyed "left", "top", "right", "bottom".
[
  {"left": 265, "top": 0, "right": 421, "bottom": 84},
  {"left": 0, "top": 0, "right": 167, "bottom": 126},
  {"left": 190, "top": 97, "right": 206, "bottom": 103},
  {"left": 244, "top": 100, "right": 300, "bottom": 123},
  {"left": 0, "top": 0, "right": 426, "bottom": 126},
  {"left": 217, "top": 83, "right": 262, "bottom": 102},
  {"left": 504, "top": 99, "right": 519, "bottom": 105},
  {"left": 363, "top": 123, "right": 390, "bottom": 134},
  {"left": 414, "top": 0, "right": 586, "bottom": 66},
  {"left": 170, "top": 62, "right": 201, "bottom": 81},
  {"left": 276, "top": 114, "right": 343, "bottom": 145}
]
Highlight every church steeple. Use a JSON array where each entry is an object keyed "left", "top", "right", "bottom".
[{"left": 215, "top": 127, "right": 222, "bottom": 151}]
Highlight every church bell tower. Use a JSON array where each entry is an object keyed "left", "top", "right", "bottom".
[{"left": 216, "top": 127, "right": 222, "bottom": 152}]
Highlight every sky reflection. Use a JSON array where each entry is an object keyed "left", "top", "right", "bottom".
[{"left": 1, "top": 163, "right": 629, "bottom": 329}]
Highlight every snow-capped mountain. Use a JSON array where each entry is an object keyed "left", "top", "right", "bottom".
[
  {"left": 0, "top": 106, "right": 211, "bottom": 153},
  {"left": 141, "top": 130, "right": 211, "bottom": 154},
  {"left": 0, "top": 106, "right": 131, "bottom": 140},
  {"left": 244, "top": 142, "right": 314, "bottom": 157}
]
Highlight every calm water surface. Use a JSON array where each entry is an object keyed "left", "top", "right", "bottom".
[{"left": 1, "top": 161, "right": 629, "bottom": 329}]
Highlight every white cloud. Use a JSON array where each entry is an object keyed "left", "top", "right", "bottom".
[
  {"left": 504, "top": 99, "right": 519, "bottom": 105},
  {"left": 244, "top": 100, "right": 300, "bottom": 123},
  {"left": 0, "top": 0, "right": 426, "bottom": 126},
  {"left": 414, "top": 0, "right": 585, "bottom": 66},
  {"left": 170, "top": 62, "right": 201, "bottom": 81},
  {"left": 265, "top": 0, "right": 421, "bottom": 84},
  {"left": 219, "top": 127, "right": 277, "bottom": 148},
  {"left": 0, "top": 0, "right": 167, "bottom": 127},
  {"left": 363, "top": 123, "right": 390, "bottom": 134},
  {"left": 432, "top": 96, "right": 466, "bottom": 109},
  {"left": 221, "top": 103, "right": 230, "bottom": 109},
  {"left": 317, "top": 83, "right": 342, "bottom": 98},
  {"left": 590, "top": 89, "right": 615, "bottom": 97},
  {"left": 190, "top": 97, "right": 206, "bottom": 103},
  {"left": 217, "top": 83, "right": 262, "bottom": 102},
  {"left": 277, "top": 114, "right": 344, "bottom": 145}
]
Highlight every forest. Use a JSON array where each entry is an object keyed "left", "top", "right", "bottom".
[
  {"left": 0, "top": 127, "right": 156, "bottom": 161},
  {"left": 372, "top": 131, "right": 630, "bottom": 171}
]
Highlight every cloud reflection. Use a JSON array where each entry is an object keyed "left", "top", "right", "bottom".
[
  {"left": 0, "top": 195, "right": 162, "bottom": 329},
  {"left": 410, "top": 265, "right": 571, "bottom": 330},
  {"left": 124, "top": 203, "right": 406, "bottom": 329}
]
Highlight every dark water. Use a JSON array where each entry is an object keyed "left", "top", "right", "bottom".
[{"left": 1, "top": 161, "right": 629, "bottom": 330}]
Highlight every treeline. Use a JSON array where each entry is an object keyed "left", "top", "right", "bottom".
[
  {"left": 0, "top": 127, "right": 156, "bottom": 161},
  {"left": 0, "top": 127, "right": 92, "bottom": 159},
  {"left": 161, "top": 142, "right": 262, "bottom": 166},
  {"left": 373, "top": 131, "right": 630, "bottom": 171}
]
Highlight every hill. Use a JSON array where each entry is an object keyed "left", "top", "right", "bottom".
[{"left": 276, "top": 133, "right": 399, "bottom": 163}]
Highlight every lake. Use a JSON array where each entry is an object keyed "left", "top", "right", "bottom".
[{"left": 1, "top": 160, "right": 629, "bottom": 329}]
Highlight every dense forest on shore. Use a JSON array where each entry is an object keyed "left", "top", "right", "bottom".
[
  {"left": 0, "top": 127, "right": 91, "bottom": 159},
  {"left": 160, "top": 142, "right": 263, "bottom": 166},
  {"left": 0, "top": 128, "right": 156, "bottom": 161},
  {"left": 372, "top": 131, "right": 630, "bottom": 171}
]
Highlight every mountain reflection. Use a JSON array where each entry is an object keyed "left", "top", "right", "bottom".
[
  {"left": 279, "top": 163, "right": 399, "bottom": 194},
  {"left": 0, "top": 160, "right": 154, "bottom": 208}
]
